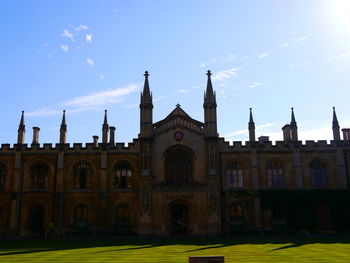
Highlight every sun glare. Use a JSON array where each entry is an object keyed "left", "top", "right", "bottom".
[{"left": 327, "top": 0, "right": 350, "bottom": 32}]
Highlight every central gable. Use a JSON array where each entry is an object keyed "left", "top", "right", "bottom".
[{"left": 153, "top": 104, "right": 204, "bottom": 136}]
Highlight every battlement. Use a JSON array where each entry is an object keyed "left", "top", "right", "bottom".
[
  {"left": 0, "top": 139, "right": 140, "bottom": 153},
  {"left": 218, "top": 137, "right": 350, "bottom": 152}
]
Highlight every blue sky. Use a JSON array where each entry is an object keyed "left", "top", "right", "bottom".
[{"left": 1, "top": 0, "right": 350, "bottom": 145}]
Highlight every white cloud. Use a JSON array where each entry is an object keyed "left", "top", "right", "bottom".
[
  {"left": 248, "top": 82, "right": 262, "bottom": 88},
  {"left": 325, "top": 51, "right": 350, "bottom": 63},
  {"left": 60, "top": 45, "right": 69, "bottom": 52},
  {"left": 73, "top": 25, "right": 89, "bottom": 31},
  {"left": 290, "top": 61, "right": 310, "bottom": 67},
  {"left": 61, "top": 29, "right": 74, "bottom": 42},
  {"left": 26, "top": 84, "right": 141, "bottom": 118},
  {"left": 27, "top": 109, "right": 61, "bottom": 117},
  {"left": 86, "top": 58, "right": 94, "bottom": 66},
  {"left": 258, "top": 52, "right": 270, "bottom": 59},
  {"left": 85, "top": 34, "right": 93, "bottom": 43},
  {"left": 278, "top": 42, "right": 288, "bottom": 48},
  {"left": 99, "top": 74, "right": 104, "bottom": 79},
  {"left": 293, "top": 36, "right": 307, "bottom": 42},
  {"left": 61, "top": 84, "right": 140, "bottom": 107},
  {"left": 212, "top": 67, "right": 240, "bottom": 81},
  {"left": 176, "top": 89, "right": 189, "bottom": 93}
]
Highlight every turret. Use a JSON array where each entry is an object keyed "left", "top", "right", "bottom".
[
  {"left": 102, "top": 110, "right": 109, "bottom": 143},
  {"left": 332, "top": 107, "right": 341, "bottom": 140},
  {"left": 17, "top": 111, "right": 25, "bottom": 144},
  {"left": 203, "top": 70, "right": 217, "bottom": 137},
  {"left": 290, "top": 107, "right": 298, "bottom": 141},
  {"left": 248, "top": 108, "right": 255, "bottom": 141},
  {"left": 59, "top": 110, "right": 67, "bottom": 144},
  {"left": 139, "top": 71, "right": 153, "bottom": 138}
]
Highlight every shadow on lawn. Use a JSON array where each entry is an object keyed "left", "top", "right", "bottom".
[{"left": 0, "top": 236, "right": 350, "bottom": 256}]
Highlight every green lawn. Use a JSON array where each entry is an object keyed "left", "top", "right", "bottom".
[{"left": 0, "top": 236, "right": 350, "bottom": 262}]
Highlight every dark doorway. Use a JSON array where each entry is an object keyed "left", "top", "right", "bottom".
[
  {"left": 29, "top": 204, "right": 45, "bottom": 235},
  {"left": 315, "top": 202, "right": 332, "bottom": 231},
  {"left": 170, "top": 203, "right": 188, "bottom": 234}
]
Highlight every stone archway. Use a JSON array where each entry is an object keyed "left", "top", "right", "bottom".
[
  {"left": 169, "top": 202, "right": 189, "bottom": 234},
  {"left": 29, "top": 204, "right": 45, "bottom": 235}
]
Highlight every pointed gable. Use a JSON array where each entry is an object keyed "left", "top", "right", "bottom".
[{"left": 153, "top": 104, "right": 204, "bottom": 136}]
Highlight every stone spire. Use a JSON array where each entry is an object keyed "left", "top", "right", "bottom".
[
  {"left": 204, "top": 70, "right": 216, "bottom": 104},
  {"left": 203, "top": 70, "right": 217, "bottom": 137},
  {"left": 59, "top": 110, "right": 67, "bottom": 144},
  {"left": 248, "top": 108, "right": 255, "bottom": 142},
  {"left": 141, "top": 70, "right": 152, "bottom": 103},
  {"left": 139, "top": 71, "right": 153, "bottom": 138},
  {"left": 102, "top": 110, "right": 109, "bottom": 143},
  {"left": 290, "top": 107, "right": 298, "bottom": 141},
  {"left": 332, "top": 107, "right": 341, "bottom": 140},
  {"left": 17, "top": 111, "right": 25, "bottom": 144}
]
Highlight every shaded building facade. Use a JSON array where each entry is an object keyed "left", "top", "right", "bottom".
[{"left": 0, "top": 71, "right": 349, "bottom": 236}]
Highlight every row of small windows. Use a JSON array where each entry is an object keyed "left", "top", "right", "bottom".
[
  {"left": 226, "top": 160, "right": 329, "bottom": 189},
  {"left": 29, "top": 162, "right": 133, "bottom": 191},
  {"left": 0, "top": 159, "right": 332, "bottom": 191}
]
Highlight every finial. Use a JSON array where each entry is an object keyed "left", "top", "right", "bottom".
[
  {"left": 176, "top": 103, "right": 180, "bottom": 108},
  {"left": 144, "top": 71, "right": 149, "bottom": 78},
  {"left": 333, "top": 106, "right": 335, "bottom": 111},
  {"left": 206, "top": 70, "right": 212, "bottom": 77},
  {"left": 249, "top": 107, "right": 252, "bottom": 111},
  {"left": 103, "top": 109, "right": 108, "bottom": 125}
]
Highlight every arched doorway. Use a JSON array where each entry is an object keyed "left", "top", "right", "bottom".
[
  {"left": 29, "top": 204, "right": 45, "bottom": 235},
  {"left": 169, "top": 202, "right": 189, "bottom": 234}
]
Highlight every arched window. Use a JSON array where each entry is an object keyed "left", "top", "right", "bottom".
[
  {"left": 165, "top": 147, "right": 193, "bottom": 183},
  {"left": 73, "top": 204, "right": 89, "bottom": 227},
  {"left": 115, "top": 204, "right": 131, "bottom": 228},
  {"left": 310, "top": 160, "right": 328, "bottom": 187},
  {"left": 114, "top": 163, "right": 132, "bottom": 189},
  {"left": 0, "top": 163, "right": 6, "bottom": 191},
  {"left": 266, "top": 160, "right": 284, "bottom": 188},
  {"left": 226, "top": 161, "right": 243, "bottom": 189},
  {"left": 73, "top": 162, "right": 91, "bottom": 189},
  {"left": 31, "top": 164, "right": 49, "bottom": 190},
  {"left": 229, "top": 203, "right": 245, "bottom": 220}
]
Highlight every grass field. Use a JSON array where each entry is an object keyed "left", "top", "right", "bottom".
[{"left": 0, "top": 236, "right": 350, "bottom": 262}]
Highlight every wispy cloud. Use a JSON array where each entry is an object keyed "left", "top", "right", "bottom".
[
  {"left": 86, "top": 58, "right": 94, "bottom": 66},
  {"left": 176, "top": 89, "right": 189, "bottom": 93},
  {"left": 293, "top": 36, "right": 307, "bottom": 42},
  {"left": 61, "top": 29, "right": 74, "bottom": 42},
  {"left": 85, "top": 34, "right": 93, "bottom": 43},
  {"left": 325, "top": 51, "right": 350, "bottom": 63},
  {"left": 212, "top": 67, "right": 240, "bottom": 81},
  {"left": 278, "top": 42, "right": 289, "bottom": 48},
  {"left": 248, "top": 82, "right": 262, "bottom": 88},
  {"left": 258, "top": 52, "right": 270, "bottom": 59},
  {"left": 99, "top": 74, "right": 104, "bottom": 79},
  {"left": 27, "top": 84, "right": 141, "bottom": 117},
  {"left": 62, "top": 84, "right": 140, "bottom": 107},
  {"left": 60, "top": 45, "right": 69, "bottom": 52},
  {"left": 289, "top": 61, "right": 310, "bottom": 67},
  {"left": 223, "top": 123, "right": 278, "bottom": 139},
  {"left": 73, "top": 25, "right": 90, "bottom": 31}
]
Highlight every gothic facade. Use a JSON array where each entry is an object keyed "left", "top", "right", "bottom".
[{"left": 0, "top": 71, "right": 349, "bottom": 236}]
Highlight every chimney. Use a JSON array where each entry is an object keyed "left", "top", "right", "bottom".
[
  {"left": 32, "top": 127, "right": 40, "bottom": 144},
  {"left": 93, "top": 135, "right": 99, "bottom": 147},
  {"left": 109, "top": 126, "right": 116, "bottom": 145},
  {"left": 282, "top": 124, "right": 291, "bottom": 141},
  {"left": 342, "top": 129, "right": 350, "bottom": 141}
]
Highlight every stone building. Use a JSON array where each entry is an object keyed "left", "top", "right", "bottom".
[{"left": 0, "top": 70, "right": 349, "bottom": 236}]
